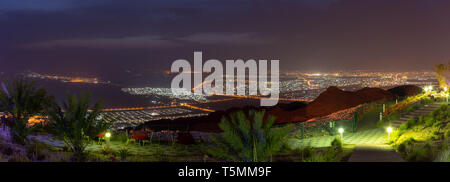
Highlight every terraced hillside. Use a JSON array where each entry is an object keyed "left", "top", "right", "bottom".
[{"left": 391, "top": 102, "right": 443, "bottom": 127}]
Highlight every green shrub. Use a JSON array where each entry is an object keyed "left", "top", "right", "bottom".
[
  {"left": 435, "top": 148, "right": 450, "bottom": 162},
  {"left": 397, "top": 142, "right": 407, "bottom": 153},
  {"left": 425, "top": 117, "right": 435, "bottom": 127},
  {"left": 153, "top": 147, "right": 170, "bottom": 162},
  {"left": 289, "top": 145, "right": 314, "bottom": 160},
  {"left": 0, "top": 77, "right": 51, "bottom": 145},
  {"left": 302, "top": 147, "right": 340, "bottom": 162},
  {"left": 303, "top": 151, "right": 328, "bottom": 162},
  {"left": 406, "top": 143, "right": 435, "bottom": 162},
  {"left": 407, "top": 118, "right": 417, "bottom": 126},
  {"left": 376, "top": 120, "right": 385, "bottom": 128},
  {"left": 111, "top": 133, "right": 129, "bottom": 144},
  {"left": 25, "top": 141, "right": 50, "bottom": 161},
  {"left": 397, "top": 137, "right": 416, "bottom": 153},
  {"left": 399, "top": 123, "right": 409, "bottom": 131},
  {"left": 8, "top": 153, "right": 31, "bottom": 162},
  {"left": 100, "top": 145, "right": 114, "bottom": 156},
  {"left": 117, "top": 147, "right": 131, "bottom": 161},
  {"left": 1, "top": 146, "right": 14, "bottom": 156},
  {"left": 406, "top": 107, "right": 416, "bottom": 114},
  {"left": 417, "top": 116, "right": 424, "bottom": 125},
  {"left": 388, "top": 129, "right": 401, "bottom": 144},
  {"left": 207, "top": 110, "right": 293, "bottom": 162},
  {"left": 444, "top": 130, "right": 450, "bottom": 138},
  {"left": 440, "top": 104, "right": 448, "bottom": 112},
  {"left": 432, "top": 110, "right": 441, "bottom": 123},
  {"left": 45, "top": 93, "right": 112, "bottom": 161},
  {"left": 331, "top": 137, "right": 343, "bottom": 153},
  {"left": 300, "top": 146, "right": 313, "bottom": 159},
  {"left": 390, "top": 113, "right": 401, "bottom": 121},
  {"left": 433, "top": 121, "right": 444, "bottom": 128}
]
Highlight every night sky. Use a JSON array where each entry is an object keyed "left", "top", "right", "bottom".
[{"left": 1, "top": 0, "right": 450, "bottom": 80}]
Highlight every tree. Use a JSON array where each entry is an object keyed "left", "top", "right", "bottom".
[
  {"left": 45, "top": 93, "right": 111, "bottom": 161},
  {"left": 207, "top": 110, "right": 293, "bottom": 162},
  {"left": 435, "top": 64, "right": 448, "bottom": 89},
  {"left": 0, "top": 77, "right": 50, "bottom": 145}
]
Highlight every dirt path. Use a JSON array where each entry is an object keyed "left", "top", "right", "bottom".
[{"left": 348, "top": 144, "right": 405, "bottom": 162}]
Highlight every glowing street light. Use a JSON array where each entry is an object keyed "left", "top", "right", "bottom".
[
  {"left": 446, "top": 93, "right": 449, "bottom": 104},
  {"left": 387, "top": 127, "right": 393, "bottom": 141},
  {"left": 429, "top": 86, "right": 433, "bottom": 92},
  {"left": 105, "top": 132, "right": 112, "bottom": 147},
  {"left": 338, "top": 128, "right": 344, "bottom": 140}
]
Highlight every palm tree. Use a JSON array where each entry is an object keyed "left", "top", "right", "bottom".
[
  {"left": 45, "top": 92, "right": 111, "bottom": 161},
  {"left": 0, "top": 77, "right": 49, "bottom": 145},
  {"left": 207, "top": 110, "right": 293, "bottom": 162}
]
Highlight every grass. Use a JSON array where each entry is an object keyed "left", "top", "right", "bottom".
[
  {"left": 357, "top": 104, "right": 385, "bottom": 130},
  {"left": 435, "top": 138, "right": 450, "bottom": 162},
  {"left": 276, "top": 137, "right": 355, "bottom": 162},
  {"left": 435, "top": 148, "right": 450, "bottom": 162}
]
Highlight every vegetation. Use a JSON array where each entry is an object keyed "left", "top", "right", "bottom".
[
  {"left": 435, "top": 137, "right": 450, "bottom": 162},
  {"left": 435, "top": 64, "right": 448, "bottom": 89},
  {"left": 45, "top": 93, "right": 111, "bottom": 161},
  {"left": 377, "top": 94, "right": 434, "bottom": 128},
  {"left": 0, "top": 77, "right": 51, "bottom": 145},
  {"left": 281, "top": 137, "right": 349, "bottom": 162},
  {"left": 117, "top": 147, "right": 131, "bottom": 161},
  {"left": 207, "top": 110, "right": 293, "bottom": 162},
  {"left": 384, "top": 94, "right": 431, "bottom": 117},
  {"left": 389, "top": 104, "right": 450, "bottom": 162},
  {"left": 1, "top": 76, "right": 448, "bottom": 162}
]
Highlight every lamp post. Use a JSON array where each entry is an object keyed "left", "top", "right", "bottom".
[
  {"left": 105, "top": 131, "right": 111, "bottom": 147},
  {"left": 387, "top": 127, "right": 393, "bottom": 141},
  {"left": 338, "top": 128, "right": 344, "bottom": 141}
]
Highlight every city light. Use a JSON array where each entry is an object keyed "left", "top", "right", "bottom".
[{"left": 105, "top": 132, "right": 111, "bottom": 138}]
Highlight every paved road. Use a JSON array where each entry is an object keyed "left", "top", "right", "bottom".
[{"left": 348, "top": 144, "right": 405, "bottom": 162}]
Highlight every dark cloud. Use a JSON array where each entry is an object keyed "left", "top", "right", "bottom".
[{"left": 1, "top": 0, "right": 450, "bottom": 79}]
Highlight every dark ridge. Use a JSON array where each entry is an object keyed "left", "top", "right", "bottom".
[
  {"left": 136, "top": 85, "right": 417, "bottom": 132},
  {"left": 388, "top": 85, "right": 423, "bottom": 97}
]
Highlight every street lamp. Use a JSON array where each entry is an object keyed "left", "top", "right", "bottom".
[
  {"left": 387, "top": 127, "right": 393, "bottom": 141},
  {"left": 105, "top": 132, "right": 112, "bottom": 147},
  {"left": 338, "top": 128, "right": 344, "bottom": 140},
  {"left": 105, "top": 132, "right": 111, "bottom": 138}
]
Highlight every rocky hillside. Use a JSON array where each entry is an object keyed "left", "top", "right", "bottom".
[
  {"left": 139, "top": 85, "right": 411, "bottom": 132},
  {"left": 270, "top": 86, "right": 394, "bottom": 123}
]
